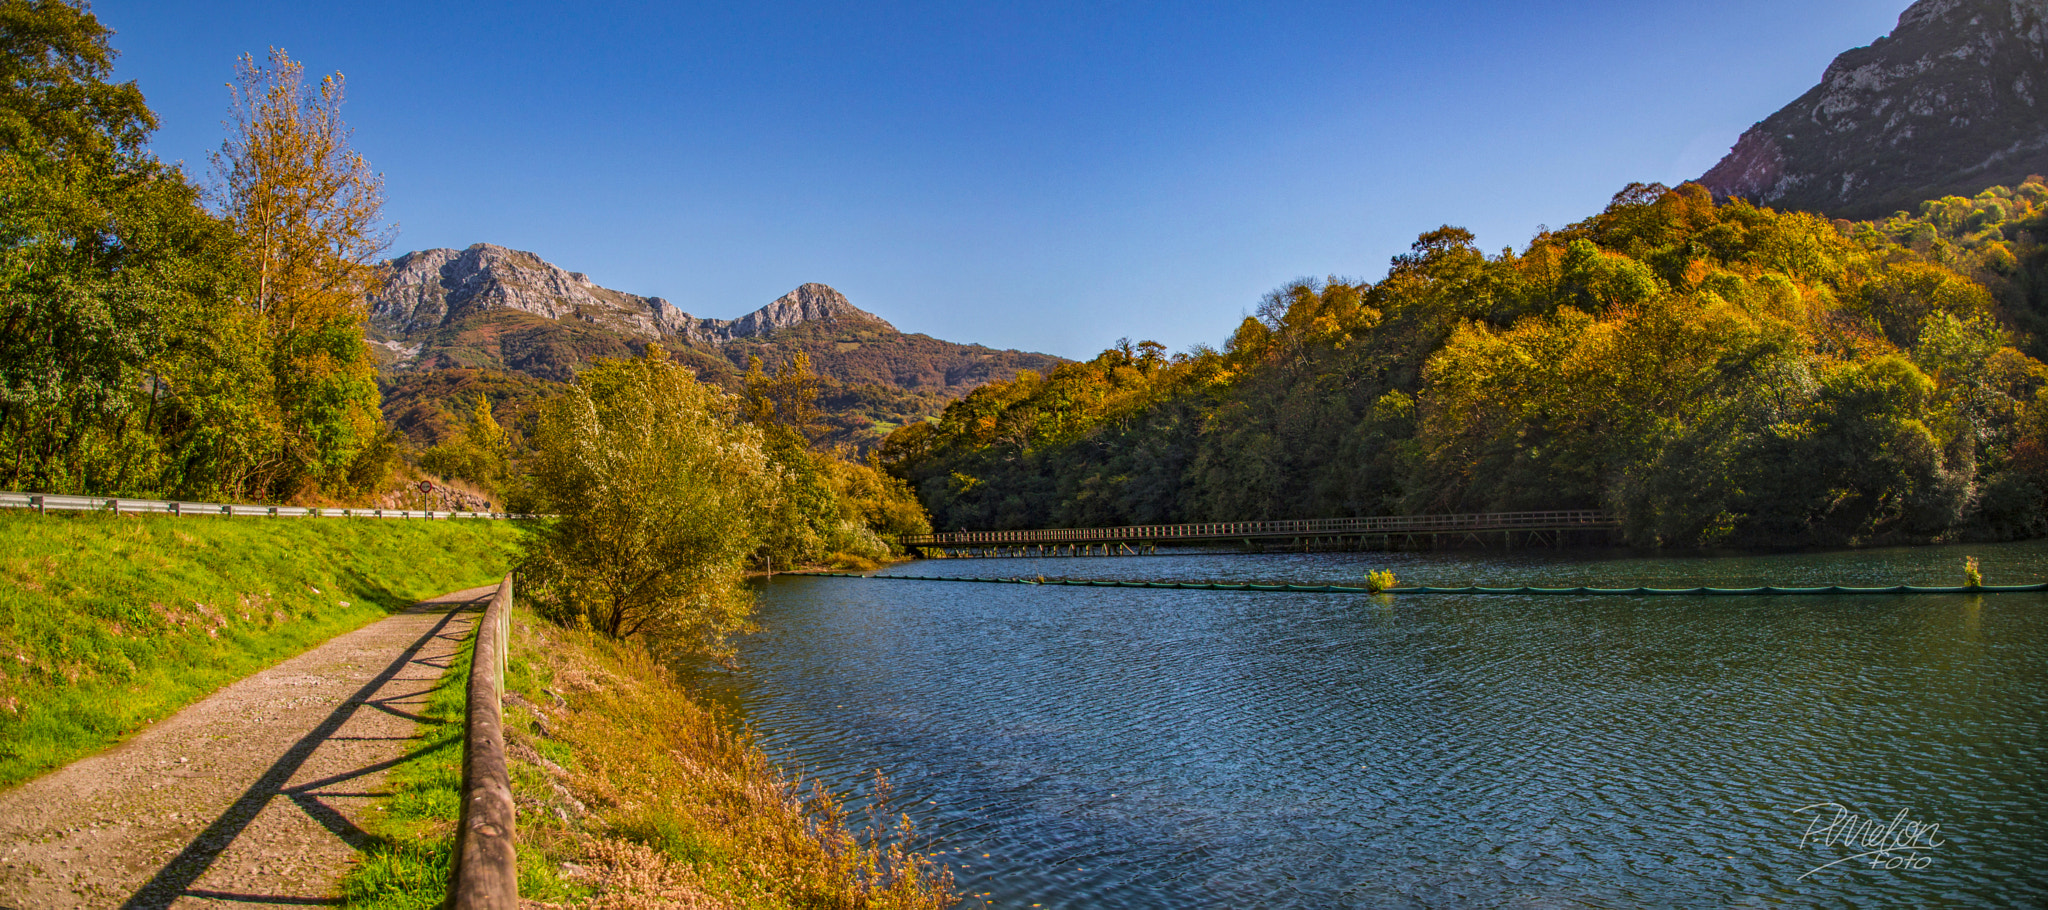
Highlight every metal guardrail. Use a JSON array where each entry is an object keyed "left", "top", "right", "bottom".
[
  {"left": 0, "top": 490, "right": 537, "bottom": 520},
  {"left": 454, "top": 574, "right": 517, "bottom": 908},
  {"left": 901, "top": 510, "right": 1618, "bottom": 546}
]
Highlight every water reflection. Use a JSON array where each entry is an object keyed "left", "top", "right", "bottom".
[{"left": 720, "top": 543, "right": 2048, "bottom": 907}]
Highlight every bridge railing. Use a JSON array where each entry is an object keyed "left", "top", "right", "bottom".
[
  {"left": 902, "top": 510, "right": 1616, "bottom": 546},
  {"left": 0, "top": 491, "right": 538, "bottom": 521}
]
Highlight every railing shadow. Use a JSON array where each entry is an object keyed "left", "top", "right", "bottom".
[{"left": 118, "top": 594, "right": 488, "bottom": 909}]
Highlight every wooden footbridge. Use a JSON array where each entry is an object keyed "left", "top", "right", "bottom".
[{"left": 902, "top": 510, "right": 1619, "bottom": 558}]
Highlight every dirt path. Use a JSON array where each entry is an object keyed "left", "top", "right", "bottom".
[{"left": 0, "top": 583, "right": 496, "bottom": 909}]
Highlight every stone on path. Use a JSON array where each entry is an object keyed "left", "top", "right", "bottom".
[{"left": 0, "top": 584, "right": 495, "bottom": 908}]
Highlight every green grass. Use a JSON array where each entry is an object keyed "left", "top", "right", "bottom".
[
  {"left": 340, "top": 615, "right": 474, "bottom": 909},
  {"left": 341, "top": 603, "right": 578, "bottom": 908},
  {"left": 0, "top": 510, "right": 525, "bottom": 787}
]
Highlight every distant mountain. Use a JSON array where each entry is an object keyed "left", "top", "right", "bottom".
[
  {"left": 367, "top": 243, "right": 1065, "bottom": 448},
  {"left": 1698, "top": 0, "right": 2048, "bottom": 219}
]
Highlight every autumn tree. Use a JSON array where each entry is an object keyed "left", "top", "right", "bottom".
[
  {"left": 740, "top": 352, "right": 825, "bottom": 447},
  {"left": 417, "top": 394, "right": 511, "bottom": 499},
  {"left": 520, "top": 346, "right": 779, "bottom": 662},
  {"left": 736, "top": 351, "right": 928, "bottom": 565},
  {"left": 211, "top": 48, "right": 391, "bottom": 498}
]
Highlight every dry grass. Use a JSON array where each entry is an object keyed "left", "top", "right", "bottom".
[{"left": 506, "top": 612, "right": 956, "bottom": 909}]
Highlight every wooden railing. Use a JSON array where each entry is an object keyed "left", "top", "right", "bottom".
[
  {"left": 454, "top": 575, "right": 518, "bottom": 907},
  {"left": 0, "top": 491, "right": 537, "bottom": 520},
  {"left": 902, "top": 510, "right": 1617, "bottom": 546}
]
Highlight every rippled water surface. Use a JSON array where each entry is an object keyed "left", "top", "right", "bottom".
[{"left": 719, "top": 544, "right": 2048, "bottom": 907}]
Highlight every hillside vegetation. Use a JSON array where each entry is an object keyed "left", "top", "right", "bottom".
[
  {"left": 883, "top": 179, "right": 2048, "bottom": 549},
  {"left": 341, "top": 603, "right": 954, "bottom": 908},
  {"left": 0, "top": 512, "right": 522, "bottom": 786}
]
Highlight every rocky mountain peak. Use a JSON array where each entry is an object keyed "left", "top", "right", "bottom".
[
  {"left": 369, "top": 244, "right": 890, "bottom": 351},
  {"left": 373, "top": 243, "right": 687, "bottom": 340},
  {"left": 369, "top": 247, "right": 1066, "bottom": 449},
  {"left": 724, "top": 283, "right": 896, "bottom": 338},
  {"left": 1698, "top": 0, "right": 2048, "bottom": 218}
]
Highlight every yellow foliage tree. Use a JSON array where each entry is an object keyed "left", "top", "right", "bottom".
[{"left": 211, "top": 48, "right": 391, "bottom": 499}]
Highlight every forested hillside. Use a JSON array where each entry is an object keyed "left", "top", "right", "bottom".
[{"left": 883, "top": 180, "right": 2048, "bottom": 547}]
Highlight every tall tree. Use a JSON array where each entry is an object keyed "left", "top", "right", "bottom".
[
  {"left": 0, "top": 0, "right": 271, "bottom": 497},
  {"left": 740, "top": 352, "right": 825, "bottom": 448},
  {"left": 211, "top": 48, "right": 391, "bottom": 498}
]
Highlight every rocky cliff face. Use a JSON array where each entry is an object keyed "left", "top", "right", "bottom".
[
  {"left": 370, "top": 243, "right": 893, "bottom": 353},
  {"left": 1699, "top": 0, "right": 2048, "bottom": 218}
]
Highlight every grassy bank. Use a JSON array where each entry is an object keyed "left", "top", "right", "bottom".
[
  {"left": 342, "top": 604, "right": 955, "bottom": 908},
  {"left": 0, "top": 511, "right": 524, "bottom": 787}
]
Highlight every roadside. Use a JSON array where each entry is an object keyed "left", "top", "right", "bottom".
[{"left": 0, "top": 584, "right": 495, "bottom": 908}]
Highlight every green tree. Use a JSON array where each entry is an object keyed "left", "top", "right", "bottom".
[
  {"left": 0, "top": 0, "right": 149, "bottom": 157},
  {"left": 0, "top": 0, "right": 273, "bottom": 497},
  {"left": 519, "top": 346, "right": 778, "bottom": 663}
]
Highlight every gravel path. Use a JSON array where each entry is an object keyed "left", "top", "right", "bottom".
[{"left": 0, "top": 583, "right": 496, "bottom": 909}]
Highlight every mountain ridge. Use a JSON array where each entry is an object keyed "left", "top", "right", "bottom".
[
  {"left": 371, "top": 243, "right": 899, "bottom": 362},
  {"left": 365, "top": 242, "right": 1066, "bottom": 449}
]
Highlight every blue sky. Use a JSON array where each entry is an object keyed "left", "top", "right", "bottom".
[{"left": 98, "top": 0, "right": 1907, "bottom": 359}]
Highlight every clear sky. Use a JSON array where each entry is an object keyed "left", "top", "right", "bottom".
[{"left": 96, "top": 0, "right": 1909, "bottom": 359}]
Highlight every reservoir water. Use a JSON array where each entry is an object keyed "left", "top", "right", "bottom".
[{"left": 722, "top": 543, "right": 2048, "bottom": 907}]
